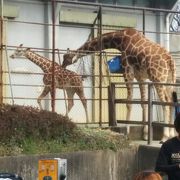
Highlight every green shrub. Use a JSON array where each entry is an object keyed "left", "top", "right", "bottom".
[{"left": 0, "top": 104, "right": 76, "bottom": 142}]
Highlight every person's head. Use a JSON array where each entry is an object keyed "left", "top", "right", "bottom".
[
  {"left": 134, "top": 171, "right": 162, "bottom": 180},
  {"left": 174, "top": 112, "right": 180, "bottom": 134}
]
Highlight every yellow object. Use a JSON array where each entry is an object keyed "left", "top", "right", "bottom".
[{"left": 38, "top": 158, "right": 67, "bottom": 180}]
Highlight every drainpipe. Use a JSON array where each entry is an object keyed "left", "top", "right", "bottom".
[
  {"left": 51, "top": 0, "right": 56, "bottom": 112},
  {"left": 166, "top": 13, "right": 170, "bottom": 52}
]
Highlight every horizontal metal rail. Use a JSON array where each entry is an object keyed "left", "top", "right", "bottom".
[
  {"left": 116, "top": 120, "right": 148, "bottom": 125},
  {"left": 116, "top": 120, "right": 175, "bottom": 128},
  {"left": 152, "top": 121, "right": 174, "bottom": 128},
  {"left": 115, "top": 99, "right": 148, "bottom": 105},
  {"left": 3, "top": 96, "right": 108, "bottom": 101},
  {"left": 115, "top": 99, "right": 180, "bottom": 107},
  {"left": 117, "top": 119, "right": 174, "bottom": 128}
]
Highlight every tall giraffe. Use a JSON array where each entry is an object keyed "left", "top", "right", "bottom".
[
  {"left": 10, "top": 44, "right": 89, "bottom": 123},
  {"left": 62, "top": 28, "right": 176, "bottom": 141}
]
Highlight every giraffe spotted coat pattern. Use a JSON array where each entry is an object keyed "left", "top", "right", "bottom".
[
  {"left": 62, "top": 28, "right": 176, "bottom": 141},
  {"left": 10, "top": 44, "right": 89, "bottom": 123}
]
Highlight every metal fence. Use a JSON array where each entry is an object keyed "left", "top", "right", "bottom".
[
  {"left": 0, "top": 0, "right": 180, "bottom": 132},
  {"left": 108, "top": 82, "right": 180, "bottom": 144}
]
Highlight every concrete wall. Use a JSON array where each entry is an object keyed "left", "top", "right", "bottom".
[
  {"left": 0, "top": 145, "right": 161, "bottom": 180},
  {"left": 137, "top": 145, "right": 160, "bottom": 171}
]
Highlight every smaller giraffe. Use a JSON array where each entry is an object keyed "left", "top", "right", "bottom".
[{"left": 10, "top": 44, "right": 89, "bottom": 123}]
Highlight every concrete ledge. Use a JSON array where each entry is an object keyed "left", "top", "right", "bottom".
[
  {"left": 0, "top": 145, "right": 162, "bottom": 180},
  {"left": 110, "top": 126, "right": 164, "bottom": 140}
]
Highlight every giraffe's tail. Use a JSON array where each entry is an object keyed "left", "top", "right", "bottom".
[
  {"left": 172, "top": 91, "right": 178, "bottom": 103},
  {"left": 170, "top": 55, "right": 179, "bottom": 117},
  {"left": 172, "top": 91, "right": 180, "bottom": 117}
]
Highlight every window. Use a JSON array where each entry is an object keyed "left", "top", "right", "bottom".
[{"left": 170, "top": 3, "right": 180, "bottom": 32}]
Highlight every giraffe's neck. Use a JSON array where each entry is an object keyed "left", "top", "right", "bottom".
[
  {"left": 75, "top": 28, "right": 141, "bottom": 58},
  {"left": 25, "top": 50, "right": 52, "bottom": 73},
  {"left": 62, "top": 28, "right": 144, "bottom": 67},
  {"left": 76, "top": 33, "right": 123, "bottom": 58}
]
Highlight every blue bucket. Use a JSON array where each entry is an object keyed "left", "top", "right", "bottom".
[{"left": 107, "top": 56, "right": 124, "bottom": 73}]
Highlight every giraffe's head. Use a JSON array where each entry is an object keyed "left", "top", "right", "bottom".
[
  {"left": 10, "top": 44, "right": 29, "bottom": 59},
  {"left": 62, "top": 48, "right": 78, "bottom": 68}
]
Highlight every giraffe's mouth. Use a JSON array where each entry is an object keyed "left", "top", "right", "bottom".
[{"left": 62, "top": 59, "right": 71, "bottom": 68}]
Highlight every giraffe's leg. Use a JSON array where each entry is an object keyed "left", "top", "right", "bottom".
[
  {"left": 162, "top": 106, "right": 170, "bottom": 142},
  {"left": 37, "top": 86, "right": 50, "bottom": 110},
  {"left": 49, "top": 87, "right": 57, "bottom": 111},
  {"left": 122, "top": 56, "right": 134, "bottom": 135},
  {"left": 155, "top": 85, "right": 170, "bottom": 142},
  {"left": 66, "top": 89, "right": 75, "bottom": 116},
  {"left": 76, "top": 89, "right": 89, "bottom": 124},
  {"left": 139, "top": 83, "right": 148, "bottom": 140},
  {"left": 125, "top": 82, "right": 133, "bottom": 135}
]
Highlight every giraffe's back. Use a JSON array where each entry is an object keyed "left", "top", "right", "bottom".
[
  {"left": 42, "top": 65, "right": 84, "bottom": 91},
  {"left": 56, "top": 68, "right": 83, "bottom": 89},
  {"left": 125, "top": 33, "right": 176, "bottom": 84}
]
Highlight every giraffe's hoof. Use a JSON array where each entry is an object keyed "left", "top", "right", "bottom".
[
  {"left": 143, "top": 135, "right": 148, "bottom": 141},
  {"left": 160, "top": 136, "right": 169, "bottom": 144},
  {"left": 169, "top": 131, "right": 175, "bottom": 138}
]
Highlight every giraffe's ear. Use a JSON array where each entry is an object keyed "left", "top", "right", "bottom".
[{"left": 26, "top": 48, "right": 30, "bottom": 51}]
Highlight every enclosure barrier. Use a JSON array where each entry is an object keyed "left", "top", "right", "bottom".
[{"left": 108, "top": 82, "right": 180, "bottom": 145}]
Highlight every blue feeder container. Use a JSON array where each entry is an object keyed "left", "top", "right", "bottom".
[{"left": 107, "top": 56, "right": 124, "bottom": 73}]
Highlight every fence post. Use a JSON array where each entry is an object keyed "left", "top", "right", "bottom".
[
  {"left": 0, "top": 1, "right": 4, "bottom": 105},
  {"left": 97, "top": 5, "right": 103, "bottom": 127},
  {"left": 51, "top": 0, "right": 56, "bottom": 112},
  {"left": 108, "top": 83, "right": 117, "bottom": 126},
  {"left": 148, "top": 83, "right": 153, "bottom": 144}
]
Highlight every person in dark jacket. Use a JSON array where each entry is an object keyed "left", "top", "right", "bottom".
[{"left": 155, "top": 112, "right": 180, "bottom": 180}]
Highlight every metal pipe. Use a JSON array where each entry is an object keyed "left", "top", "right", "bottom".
[
  {"left": 2, "top": 95, "right": 180, "bottom": 106},
  {"left": 57, "top": 49, "right": 68, "bottom": 115},
  {"left": 142, "top": 9, "right": 145, "bottom": 35},
  {"left": 98, "top": 5, "right": 102, "bottom": 127},
  {"left": 51, "top": 0, "right": 56, "bottom": 112},
  {"left": 6, "top": 18, "right": 177, "bottom": 36},
  {"left": 5, "top": 45, "right": 14, "bottom": 104},
  {"left": 56, "top": 0, "right": 180, "bottom": 14}
]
